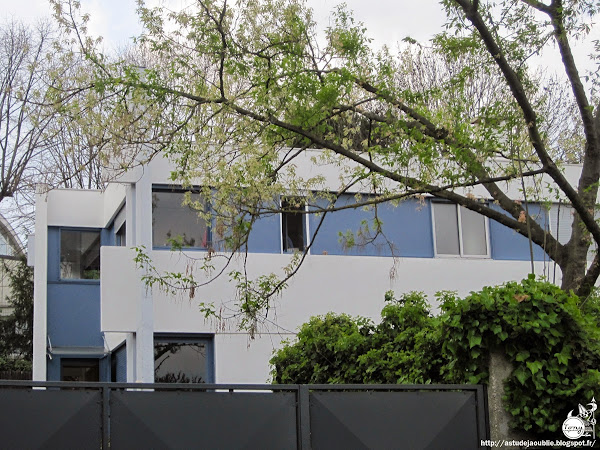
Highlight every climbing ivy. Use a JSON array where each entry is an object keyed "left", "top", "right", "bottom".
[
  {"left": 270, "top": 276, "right": 600, "bottom": 434},
  {"left": 440, "top": 275, "right": 600, "bottom": 433}
]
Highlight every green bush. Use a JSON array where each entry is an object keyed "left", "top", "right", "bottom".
[
  {"left": 440, "top": 276, "right": 600, "bottom": 433},
  {"left": 271, "top": 313, "right": 372, "bottom": 384},
  {"left": 270, "top": 276, "right": 600, "bottom": 435},
  {"left": 0, "top": 356, "right": 32, "bottom": 372},
  {"left": 271, "top": 291, "right": 443, "bottom": 384}
]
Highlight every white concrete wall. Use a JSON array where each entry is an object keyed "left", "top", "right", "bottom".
[
  {"left": 119, "top": 150, "right": 583, "bottom": 201},
  {"left": 103, "top": 183, "right": 127, "bottom": 225},
  {"left": 100, "top": 247, "right": 140, "bottom": 333},
  {"left": 101, "top": 246, "right": 550, "bottom": 383},
  {"left": 46, "top": 189, "right": 105, "bottom": 227}
]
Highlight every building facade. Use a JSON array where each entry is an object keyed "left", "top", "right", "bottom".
[{"left": 30, "top": 152, "right": 578, "bottom": 383}]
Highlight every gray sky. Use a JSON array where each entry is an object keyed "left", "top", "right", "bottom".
[
  {"left": 0, "top": 0, "right": 447, "bottom": 49},
  {"left": 0, "top": 1, "right": 597, "bottom": 79}
]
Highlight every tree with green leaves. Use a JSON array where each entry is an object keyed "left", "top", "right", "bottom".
[
  {"left": 0, "top": 258, "right": 33, "bottom": 362},
  {"left": 51, "top": 0, "right": 600, "bottom": 317}
]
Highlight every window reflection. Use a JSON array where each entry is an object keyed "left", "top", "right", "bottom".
[
  {"left": 60, "top": 230, "right": 101, "bottom": 279},
  {"left": 152, "top": 191, "right": 209, "bottom": 249},
  {"left": 281, "top": 197, "right": 306, "bottom": 252},
  {"left": 154, "top": 339, "right": 209, "bottom": 383},
  {"left": 61, "top": 358, "right": 100, "bottom": 382},
  {"left": 433, "top": 203, "right": 488, "bottom": 257}
]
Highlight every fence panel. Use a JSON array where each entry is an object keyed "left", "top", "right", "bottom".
[
  {"left": 0, "top": 382, "right": 488, "bottom": 449},
  {"left": 110, "top": 389, "right": 298, "bottom": 450},
  {"left": 0, "top": 387, "right": 102, "bottom": 449},
  {"left": 309, "top": 388, "right": 485, "bottom": 450}
]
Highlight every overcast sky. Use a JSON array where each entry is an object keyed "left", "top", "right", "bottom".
[
  {"left": 0, "top": 0, "right": 597, "bottom": 79},
  {"left": 0, "top": 0, "right": 447, "bottom": 49}
]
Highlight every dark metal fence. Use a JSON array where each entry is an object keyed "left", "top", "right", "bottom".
[
  {"left": 0, "top": 370, "right": 32, "bottom": 380},
  {"left": 0, "top": 381, "right": 489, "bottom": 449}
]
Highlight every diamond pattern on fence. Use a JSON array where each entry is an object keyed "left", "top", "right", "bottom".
[
  {"left": 0, "top": 388, "right": 102, "bottom": 449},
  {"left": 309, "top": 390, "right": 479, "bottom": 450},
  {"left": 110, "top": 390, "right": 298, "bottom": 449}
]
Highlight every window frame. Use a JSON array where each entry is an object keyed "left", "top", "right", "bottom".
[
  {"left": 280, "top": 196, "right": 309, "bottom": 254},
  {"left": 152, "top": 186, "right": 212, "bottom": 251},
  {"left": 153, "top": 333, "right": 215, "bottom": 384},
  {"left": 60, "top": 357, "right": 101, "bottom": 382},
  {"left": 431, "top": 201, "right": 490, "bottom": 258},
  {"left": 58, "top": 227, "right": 102, "bottom": 282}
]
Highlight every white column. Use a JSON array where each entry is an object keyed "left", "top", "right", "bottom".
[
  {"left": 126, "top": 184, "right": 136, "bottom": 246},
  {"left": 125, "top": 333, "right": 136, "bottom": 382},
  {"left": 32, "top": 185, "right": 48, "bottom": 381},
  {"left": 134, "top": 168, "right": 155, "bottom": 382}
]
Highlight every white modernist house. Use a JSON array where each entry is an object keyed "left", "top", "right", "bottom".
[{"left": 30, "top": 151, "right": 582, "bottom": 383}]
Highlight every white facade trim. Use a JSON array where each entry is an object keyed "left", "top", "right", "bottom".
[{"left": 32, "top": 188, "right": 48, "bottom": 381}]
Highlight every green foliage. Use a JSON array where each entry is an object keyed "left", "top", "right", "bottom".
[
  {"left": 440, "top": 275, "right": 600, "bottom": 434},
  {"left": 0, "top": 356, "right": 32, "bottom": 372},
  {"left": 0, "top": 258, "right": 34, "bottom": 361},
  {"left": 358, "top": 292, "right": 443, "bottom": 384},
  {"left": 271, "top": 277, "right": 600, "bottom": 435},
  {"left": 271, "top": 291, "right": 443, "bottom": 385},
  {"left": 271, "top": 313, "right": 372, "bottom": 384}
]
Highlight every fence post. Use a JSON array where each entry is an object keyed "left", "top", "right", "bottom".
[
  {"left": 298, "top": 385, "right": 311, "bottom": 450},
  {"left": 102, "top": 386, "right": 110, "bottom": 450}
]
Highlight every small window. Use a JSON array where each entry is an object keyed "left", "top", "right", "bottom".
[
  {"left": 61, "top": 358, "right": 100, "bottom": 382},
  {"left": 60, "top": 230, "right": 101, "bottom": 279},
  {"left": 154, "top": 336, "right": 212, "bottom": 383},
  {"left": 433, "top": 203, "right": 488, "bottom": 257},
  {"left": 152, "top": 190, "right": 209, "bottom": 249},
  {"left": 281, "top": 197, "right": 306, "bottom": 252},
  {"left": 116, "top": 223, "right": 126, "bottom": 246}
]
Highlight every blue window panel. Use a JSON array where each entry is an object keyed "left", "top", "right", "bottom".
[
  {"left": 489, "top": 203, "right": 548, "bottom": 261},
  {"left": 112, "top": 343, "right": 127, "bottom": 382},
  {"left": 47, "top": 283, "right": 103, "bottom": 347},
  {"left": 47, "top": 227, "right": 61, "bottom": 282},
  {"left": 246, "top": 213, "right": 281, "bottom": 253},
  {"left": 308, "top": 195, "right": 434, "bottom": 257}
]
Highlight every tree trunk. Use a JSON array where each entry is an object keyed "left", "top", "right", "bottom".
[{"left": 560, "top": 213, "right": 591, "bottom": 296}]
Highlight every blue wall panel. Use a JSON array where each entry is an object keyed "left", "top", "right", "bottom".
[
  {"left": 47, "top": 283, "right": 103, "bottom": 347},
  {"left": 489, "top": 204, "right": 548, "bottom": 261},
  {"left": 308, "top": 195, "right": 434, "bottom": 257},
  {"left": 113, "top": 344, "right": 127, "bottom": 382},
  {"left": 246, "top": 213, "right": 281, "bottom": 253},
  {"left": 46, "top": 226, "right": 104, "bottom": 360},
  {"left": 47, "top": 227, "right": 61, "bottom": 282}
]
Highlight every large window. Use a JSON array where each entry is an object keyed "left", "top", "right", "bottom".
[
  {"left": 432, "top": 203, "right": 488, "bottom": 257},
  {"left": 60, "top": 230, "right": 101, "bottom": 279},
  {"left": 152, "top": 190, "right": 209, "bottom": 249},
  {"left": 281, "top": 197, "right": 306, "bottom": 252},
  {"left": 154, "top": 336, "right": 213, "bottom": 383},
  {"left": 61, "top": 358, "right": 100, "bottom": 382}
]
